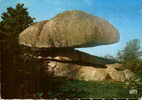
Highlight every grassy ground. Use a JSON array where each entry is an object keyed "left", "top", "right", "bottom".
[
  {"left": 2, "top": 72, "right": 142, "bottom": 99},
  {"left": 44, "top": 77, "right": 142, "bottom": 98}
]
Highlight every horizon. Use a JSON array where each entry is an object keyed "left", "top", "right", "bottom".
[{"left": 0, "top": 0, "right": 142, "bottom": 57}]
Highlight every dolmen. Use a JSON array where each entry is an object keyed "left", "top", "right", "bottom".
[{"left": 18, "top": 10, "right": 124, "bottom": 82}]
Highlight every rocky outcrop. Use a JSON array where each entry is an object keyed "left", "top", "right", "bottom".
[
  {"left": 19, "top": 10, "right": 119, "bottom": 48},
  {"left": 77, "top": 67, "right": 108, "bottom": 81},
  {"left": 43, "top": 61, "right": 135, "bottom": 82},
  {"left": 18, "top": 10, "right": 121, "bottom": 82},
  {"left": 106, "top": 63, "right": 123, "bottom": 70},
  {"left": 106, "top": 64, "right": 135, "bottom": 82},
  {"left": 44, "top": 60, "right": 108, "bottom": 81},
  {"left": 106, "top": 65, "right": 126, "bottom": 82},
  {"left": 123, "top": 69, "right": 135, "bottom": 80}
]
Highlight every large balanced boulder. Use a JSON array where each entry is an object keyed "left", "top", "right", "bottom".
[
  {"left": 19, "top": 10, "right": 119, "bottom": 48},
  {"left": 19, "top": 20, "right": 48, "bottom": 47}
]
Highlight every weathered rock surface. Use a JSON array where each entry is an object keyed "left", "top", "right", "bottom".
[
  {"left": 106, "top": 63, "right": 123, "bottom": 70},
  {"left": 43, "top": 60, "right": 109, "bottom": 81},
  {"left": 19, "top": 20, "right": 48, "bottom": 47},
  {"left": 43, "top": 61, "right": 135, "bottom": 82},
  {"left": 106, "top": 64, "right": 136, "bottom": 82},
  {"left": 123, "top": 69, "right": 135, "bottom": 80},
  {"left": 106, "top": 65, "right": 126, "bottom": 82},
  {"left": 46, "top": 61, "right": 80, "bottom": 79},
  {"left": 77, "top": 67, "right": 108, "bottom": 81},
  {"left": 19, "top": 10, "right": 119, "bottom": 48}
]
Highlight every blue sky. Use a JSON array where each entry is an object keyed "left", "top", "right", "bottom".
[{"left": 0, "top": 0, "right": 142, "bottom": 57}]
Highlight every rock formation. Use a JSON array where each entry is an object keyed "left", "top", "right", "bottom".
[
  {"left": 106, "top": 65, "right": 126, "bottom": 82},
  {"left": 42, "top": 61, "right": 135, "bottom": 82},
  {"left": 106, "top": 64, "right": 135, "bottom": 81},
  {"left": 19, "top": 10, "right": 119, "bottom": 48},
  {"left": 123, "top": 69, "right": 135, "bottom": 80},
  {"left": 43, "top": 60, "right": 108, "bottom": 81},
  {"left": 18, "top": 10, "right": 124, "bottom": 82}
]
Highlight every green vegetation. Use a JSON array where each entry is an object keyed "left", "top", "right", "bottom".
[
  {"left": 0, "top": 3, "right": 34, "bottom": 64},
  {"left": 35, "top": 77, "right": 142, "bottom": 98},
  {"left": 117, "top": 39, "right": 142, "bottom": 79},
  {"left": 0, "top": 3, "right": 34, "bottom": 39},
  {"left": 0, "top": 3, "right": 35, "bottom": 98}
]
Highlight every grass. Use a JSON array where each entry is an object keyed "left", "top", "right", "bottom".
[{"left": 40, "top": 77, "right": 142, "bottom": 98}]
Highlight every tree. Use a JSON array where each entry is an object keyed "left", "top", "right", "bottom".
[
  {"left": 0, "top": 3, "right": 34, "bottom": 46},
  {"left": 0, "top": 3, "right": 35, "bottom": 62},
  {"left": 117, "top": 39, "right": 142, "bottom": 72},
  {"left": 0, "top": 3, "right": 35, "bottom": 98}
]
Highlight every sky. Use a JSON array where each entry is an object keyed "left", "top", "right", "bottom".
[{"left": 0, "top": 0, "right": 142, "bottom": 57}]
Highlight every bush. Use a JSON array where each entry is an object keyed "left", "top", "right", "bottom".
[{"left": 117, "top": 39, "right": 142, "bottom": 72}]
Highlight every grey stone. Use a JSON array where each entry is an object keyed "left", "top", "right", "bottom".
[{"left": 19, "top": 10, "right": 119, "bottom": 48}]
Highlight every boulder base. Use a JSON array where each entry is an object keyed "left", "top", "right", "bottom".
[
  {"left": 42, "top": 61, "right": 136, "bottom": 82},
  {"left": 43, "top": 60, "right": 108, "bottom": 81}
]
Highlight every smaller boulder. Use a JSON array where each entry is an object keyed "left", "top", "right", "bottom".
[
  {"left": 123, "top": 69, "right": 135, "bottom": 81},
  {"left": 106, "top": 66, "right": 126, "bottom": 82}
]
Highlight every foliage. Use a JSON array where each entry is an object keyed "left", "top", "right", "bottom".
[
  {"left": 117, "top": 39, "right": 142, "bottom": 72},
  {"left": 0, "top": 3, "right": 34, "bottom": 39},
  {"left": 0, "top": 3, "right": 34, "bottom": 55},
  {"left": 0, "top": 3, "right": 35, "bottom": 67},
  {"left": 0, "top": 3, "right": 34, "bottom": 98}
]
